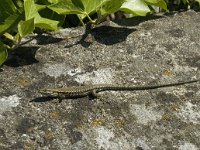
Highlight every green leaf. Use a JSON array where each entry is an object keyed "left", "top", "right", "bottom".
[
  {"left": 18, "top": 18, "right": 34, "bottom": 37},
  {"left": 34, "top": 15, "right": 59, "bottom": 30},
  {"left": 24, "top": 0, "right": 58, "bottom": 30},
  {"left": 36, "top": 4, "right": 47, "bottom": 11},
  {"left": 0, "top": 41, "right": 8, "bottom": 65},
  {"left": 195, "top": 0, "right": 200, "bottom": 5},
  {"left": 3, "top": 33, "right": 14, "bottom": 41},
  {"left": 24, "top": 0, "right": 39, "bottom": 20},
  {"left": 145, "top": 0, "right": 157, "bottom": 3},
  {"left": 49, "top": 0, "right": 100, "bottom": 15},
  {"left": 48, "top": 0, "right": 60, "bottom": 3},
  {"left": 39, "top": 6, "right": 66, "bottom": 26},
  {"left": 120, "top": 0, "right": 150, "bottom": 16},
  {"left": 145, "top": 0, "right": 168, "bottom": 11},
  {"left": 0, "top": 14, "right": 22, "bottom": 35},
  {"left": 49, "top": 0, "right": 102, "bottom": 23},
  {"left": 99, "top": 0, "right": 125, "bottom": 17},
  {"left": 78, "top": 0, "right": 102, "bottom": 20},
  {"left": 0, "top": 0, "right": 21, "bottom": 35},
  {"left": 48, "top": 0, "right": 83, "bottom": 14},
  {"left": 154, "top": 0, "right": 168, "bottom": 11},
  {"left": 0, "top": 0, "right": 17, "bottom": 21}
]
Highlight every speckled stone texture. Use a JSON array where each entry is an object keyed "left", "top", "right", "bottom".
[{"left": 0, "top": 10, "right": 200, "bottom": 150}]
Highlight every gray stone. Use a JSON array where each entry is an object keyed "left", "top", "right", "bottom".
[{"left": 0, "top": 10, "right": 200, "bottom": 150}]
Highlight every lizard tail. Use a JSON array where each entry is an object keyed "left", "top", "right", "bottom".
[{"left": 100, "top": 79, "right": 199, "bottom": 91}]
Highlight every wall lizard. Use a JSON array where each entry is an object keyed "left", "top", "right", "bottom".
[{"left": 39, "top": 79, "right": 199, "bottom": 98}]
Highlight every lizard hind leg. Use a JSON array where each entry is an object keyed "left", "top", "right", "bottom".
[
  {"left": 88, "top": 90, "right": 99, "bottom": 100},
  {"left": 92, "top": 90, "right": 98, "bottom": 97}
]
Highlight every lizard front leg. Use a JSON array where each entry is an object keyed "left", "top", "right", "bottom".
[
  {"left": 88, "top": 90, "right": 100, "bottom": 100},
  {"left": 92, "top": 90, "right": 98, "bottom": 97}
]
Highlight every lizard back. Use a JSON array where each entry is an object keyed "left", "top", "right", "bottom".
[{"left": 39, "top": 79, "right": 199, "bottom": 97}]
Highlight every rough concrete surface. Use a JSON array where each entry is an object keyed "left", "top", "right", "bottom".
[{"left": 0, "top": 10, "right": 200, "bottom": 150}]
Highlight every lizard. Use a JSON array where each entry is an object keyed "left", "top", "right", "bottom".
[{"left": 39, "top": 79, "right": 199, "bottom": 98}]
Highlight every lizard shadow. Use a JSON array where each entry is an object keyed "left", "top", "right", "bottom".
[
  {"left": 31, "top": 95, "right": 95, "bottom": 103},
  {"left": 30, "top": 96, "right": 57, "bottom": 102}
]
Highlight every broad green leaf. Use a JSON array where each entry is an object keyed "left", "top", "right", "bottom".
[
  {"left": 35, "top": 0, "right": 51, "bottom": 5},
  {"left": 35, "top": 14, "right": 59, "bottom": 30},
  {"left": 24, "top": 0, "right": 58, "bottom": 30},
  {"left": 0, "top": 41, "right": 8, "bottom": 65},
  {"left": 48, "top": 0, "right": 83, "bottom": 14},
  {"left": 195, "top": 0, "right": 200, "bottom": 4},
  {"left": 81, "top": 0, "right": 102, "bottom": 13},
  {"left": 154, "top": 0, "right": 168, "bottom": 11},
  {"left": 99, "top": 0, "right": 125, "bottom": 17},
  {"left": 36, "top": 4, "right": 47, "bottom": 11},
  {"left": 145, "top": 0, "right": 157, "bottom": 3},
  {"left": 14, "top": 0, "right": 24, "bottom": 8},
  {"left": 78, "top": 0, "right": 102, "bottom": 19},
  {"left": 120, "top": 0, "right": 150, "bottom": 16},
  {"left": 48, "top": 0, "right": 60, "bottom": 3},
  {"left": 18, "top": 18, "right": 34, "bottom": 37},
  {"left": 71, "top": 0, "right": 84, "bottom": 10},
  {"left": 0, "top": 0, "right": 17, "bottom": 21},
  {"left": 145, "top": 0, "right": 168, "bottom": 11},
  {"left": 39, "top": 6, "right": 66, "bottom": 25},
  {"left": 49, "top": 0, "right": 101, "bottom": 21},
  {"left": 0, "top": 14, "right": 22, "bottom": 35},
  {"left": 24, "top": 0, "right": 39, "bottom": 20},
  {"left": 3, "top": 33, "right": 14, "bottom": 41}
]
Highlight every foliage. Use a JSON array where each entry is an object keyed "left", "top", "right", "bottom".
[
  {"left": 0, "top": 0, "right": 59, "bottom": 65},
  {"left": 168, "top": 0, "right": 200, "bottom": 11},
  {"left": 0, "top": 0, "right": 199, "bottom": 65}
]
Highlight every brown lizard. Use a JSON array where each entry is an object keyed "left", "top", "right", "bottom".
[{"left": 39, "top": 79, "right": 199, "bottom": 98}]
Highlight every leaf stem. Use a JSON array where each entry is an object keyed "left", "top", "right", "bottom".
[
  {"left": 77, "top": 15, "right": 85, "bottom": 26},
  {"left": 85, "top": 13, "right": 96, "bottom": 24}
]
